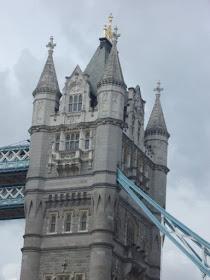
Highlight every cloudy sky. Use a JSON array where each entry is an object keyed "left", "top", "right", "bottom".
[{"left": 0, "top": 0, "right": 210, "bottom": 279}]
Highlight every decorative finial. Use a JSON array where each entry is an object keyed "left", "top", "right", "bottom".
[
  {"left": 46, "top": 36, "right": 56, "bottom": 53},
  {"left": 107, "top": 13, "right": 113, "bottom": 42},
  {"left": 154, "top": 81, "right": 163, "bottom": 96},
  {"left": 102, "top": 24, "right": 107, "bottom": 38},
  {"left": 112, "top": 26, "right": 120, "bottom": 43},
  {"left": 109, "top": 13, "right": 113, "bottom": 25}
]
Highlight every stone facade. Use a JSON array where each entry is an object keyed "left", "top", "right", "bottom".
[{"left": 20, "top": 27, "right": 169, "bottom": 280}]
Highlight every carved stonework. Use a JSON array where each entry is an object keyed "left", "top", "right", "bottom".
[
  {"left": 101, "top": 93, "right": 108, "bottom": 116},
  {"left": 111, "top": 93, "right": 119, "bottom": 114},
  {"left": 61, "top": 152, "right": 76, "bottom": 159},
  {"left": 35, "top": 101, "right": 44, "bottom": 124},
  {"left": 67, "top": 115, "right": 81, "bottom": 124}
]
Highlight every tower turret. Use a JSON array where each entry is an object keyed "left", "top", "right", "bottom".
[
  {"left": 144, "top": 82, "right": 169, "bottom": 275},
  {"left": 32, "top": 36, "right": 61, "bottom": 126},
  {"left": 145, "top": 81, "right": 169, "bottom": 167}
]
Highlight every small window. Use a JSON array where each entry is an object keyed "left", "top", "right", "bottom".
[
  {"left": 48, "top": 213, "right": 57, "bottom": 233},
  {"left": 65, "top": 133, "right": 80, "bottom": 151},
  {"left": 64, "top": 212, "right": 72, "bottom": 232},
  {"left": 68, "top": 95, "right": 82, "bottom": 112},
  {"left": 55, "top": 135, "right": 60, "bottom": 151},
  {"left": 69, "top": 96, "right": 73, "bottom": 112},
  {"left": 80, "top": 212, "right": 87, "bottom": 231},
  {"left": 85, "top": 132, "right": 90, "bottom": 150}
]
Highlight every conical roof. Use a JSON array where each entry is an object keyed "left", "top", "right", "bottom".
[
  {"left": 33, "top": 51, "right": 61, "bottom": 97},
  {"left": 98, "top": 40, "right": 126, "bottom": 89},
  {"left": 84, "top": 38, "right": 112, "bottom": 96},
  {"left": 145, "top": 94, "right": 169, "bottom": 138}
]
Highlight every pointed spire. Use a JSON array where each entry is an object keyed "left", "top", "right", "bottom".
[
  {"left": 33, "top": 36, "right": 61, "bottom": 97},
  {"left": 98, "top": 26, "right": 126, "bottom": 89},
  {"left": 145, "top": 81, "right": 169, "bottom": 138}
]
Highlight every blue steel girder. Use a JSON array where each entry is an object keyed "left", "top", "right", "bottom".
[
  {"left": 0, "top": 142, "right": 29, "bottom": 219},
  {"left": 0, "top": 143, "right": 29, "bottom": 173},
  {"left": 0, "top": 184, "right": 25, "bottom": 219},
  {"left": 117, "top": 168, "right": 210, "bottom": 278}
]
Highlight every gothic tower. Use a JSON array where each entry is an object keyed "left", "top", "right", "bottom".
[{"left": 20, "top": 15, "right": 169, "bottom": 280}]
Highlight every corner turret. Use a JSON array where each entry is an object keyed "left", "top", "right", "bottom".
[
  {"left": 32, "top": 36, "right": 61, "bottom": 126},
  {"left": 145, "top": 81, "right": 169, "bottom": 166}
]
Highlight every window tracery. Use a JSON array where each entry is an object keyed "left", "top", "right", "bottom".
[
  {"left": 65, "top": 133, "right": 80, "bottom": 151},
  {"left": 69, "top": 95, "right": 82, "bottom": 112},
  {"left": 48, "top": 213, "right": 58, "bottom": 234},
  {"left": 63, "top": 212, "right": 73, "bottom": 232},
  {"left": 79, "top": 210, "right": 88, "bottom": 231},
  {"left": 85, "top": 132, "right": 90, "bottom": 150},
  {"left": 55, "top": 135, "right": 60, "bottom": 151}
]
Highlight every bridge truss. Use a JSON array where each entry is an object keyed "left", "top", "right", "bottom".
[
  {"left": 117, "top": 168, "right": 210, "bottom": 279},
  {"left": 0, "top": 141, "right": 29, "bottom": 219}
]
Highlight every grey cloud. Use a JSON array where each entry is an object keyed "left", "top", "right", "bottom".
[{"left": 0, "top": 1, "right": 209, "bottom": 279}]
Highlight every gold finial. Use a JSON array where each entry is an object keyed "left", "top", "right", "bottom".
[
  {"left": 102, "top": 24, "right": 107, "bottom": 38},
  {"left": 101, "top": 13, "right": 114, "bottom": 42},
  {"left": 107, "top": 13, "right": 113, "bottom": 42}
]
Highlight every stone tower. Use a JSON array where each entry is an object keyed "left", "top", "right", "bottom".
[{"left": 20, "top": 16, "right": 169, "bottom": 280}]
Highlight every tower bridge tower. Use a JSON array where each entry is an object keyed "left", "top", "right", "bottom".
[{"left": 20, "top": 16, "right": 169, "bottom": 280}]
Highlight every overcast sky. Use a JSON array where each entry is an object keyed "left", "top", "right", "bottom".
[{"left": 0, "top": 0, "right": 210, "bottom": 279}]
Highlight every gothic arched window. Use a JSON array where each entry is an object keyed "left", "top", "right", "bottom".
[
  {"left": 69, "top": 96, "right": 73, "bottom": 112},
  {"left": 127, "top": 219, "right": 135, "bottom": 245},
  {"left": 55, "top": 135, "right": 60, "bottom": 151},
  {"left": 80, "top": 212, "right": 87, "bottom": 231},
  {"left": 69, "top": 95, "right": 82, "bottom": 112},
  {"left": 64, "top": 212, "right": 72, "bottom": 232},
  {"left": 65, "top": 133, "right": 80, "bottom": 151},
  {"left": 48, "top": 213, "right": 57, "bottom": 233},
  {"left": 85, "top": 132, "right": 90, "bottom": 150}
]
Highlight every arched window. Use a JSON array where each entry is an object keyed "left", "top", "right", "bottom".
[
  {"left": 78, "top": 95, "right": 82, "bottom": 111},
  {"left": 85, "top": 132, "right": 90, "bottom": 150},
  {"left": 65, "top": 133, "right": 80, "bottom": 151},
  {"left": 69, "top": 95, "right": 82, "bottom": 112},
  {"left": 49, "top": 213, "right": 57, "bottom": 233},
  {"left": 81, "top": 212, "right": 87, "bottom": 231},
  {"left": 64, "top": 213, "right": 72, "bottom": 232},
  {"left": 127, "top": 219, "right": 135, "bottom": 245},
  {"left": 55, "top": 135, "right": 60, "bottom": 151},
  {"left": 69, "top": 96, "right": 73, "bottom": 112}
]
